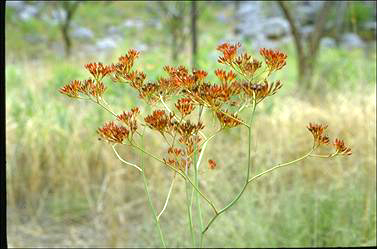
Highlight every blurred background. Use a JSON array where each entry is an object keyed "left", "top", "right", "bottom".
[{"left": 5, "top": 1, "right": 376, "bottom": 247}]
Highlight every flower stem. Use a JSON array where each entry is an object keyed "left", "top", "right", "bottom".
[
  {"left": 130, "top": 141, "right": 219, "bottom": 215},
  {"left": 157, "top": 173, "right": 176, "bottom": 221},
  {"left": 139, "top": 133, "right": 166, "bottom": 248},
  {"left": 185, "top": 167, "right": 196, "bottom": 247}
]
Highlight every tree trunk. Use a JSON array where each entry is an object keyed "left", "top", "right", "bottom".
[
  {"left": 191, "top": 0, "right": 198, "bottom": 69},
  {"left": 62, "top": 24, "right": 71, "bottom": 57},
  {"left": 277, "top": 1, "right": 333, "bottom": 90},
  {"left": 172, "top": 28, "right": 179, "bottom": 63},
  {"left": 60, "top": 2, "right": 80, "bottom": 58}
]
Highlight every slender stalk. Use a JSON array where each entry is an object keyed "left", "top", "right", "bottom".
[
  {"left": 139, "top": 133, "right": 166, "bottom": 248},
  {"left": 193, "top": 142, "right": 204, "bottom": 248},
  {"left": 309, "top": 153, "right": 336, "bottom": 158},
  {"left": 131, "top": 141, "right": 219, "bottom": 214},
  {"left": 157, "top": 173, "right": 177, "bottom": 221},
  {"left": 201, "top": 148, "right": 315, "bottom": 237},
  {"left": 185, "top": 162, "right": 196, "bottom": 247},
  {"left": 248, "top": 149, "right": 315, "bottom": 183},
  {"left": 160, "top": 95, "right": 207, "bottom": 141},
  {"left": 112, "top": 144, "right": 142, "bottom": 171}
]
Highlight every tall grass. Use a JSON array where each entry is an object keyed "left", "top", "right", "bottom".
[{"left": 6, "top": 45, "right": 376, "bottom": 247}]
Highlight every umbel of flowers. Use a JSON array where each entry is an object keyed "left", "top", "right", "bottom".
[{"left": 60, "top": 42, "right": 351, "bottom": 248}]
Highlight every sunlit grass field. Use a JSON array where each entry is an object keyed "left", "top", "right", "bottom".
[{"left": 6, "top": 2, "right": 376, "bottom": 247}]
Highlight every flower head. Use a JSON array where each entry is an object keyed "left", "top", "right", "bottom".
[
  {"left": 84, "top": 62, "right": 113, "bottom": 80},
  {"left": 307, "top": 123, "right": 330, "bottom": 147},
  {"left": 117, "top": 107, "right": 140, "bottom": 135},
  {"left": 175, "top": 98, "right": 195, "bottom": 117},
  {"left": 144, "top": 110, "right": 175, "bottom": 134},
  {"left": 208, "top": 159, "right": 217, "bottom": 170},
  {"left": 97, "top": 121, "right": 129, "bottom": 144},
  {"left": 216, "top": 110, "right": 243, "bottom": 128},
  {"left": 59, "top": 80, "right": 81, "bottom": 98},
  {"left": 242, "top": 80, "right": 282, "bottom": 103},
  {"left": 333, "top": 138, "right": 352, "bottom": 156},
  {"left": 217, "top": 42, "right": 241, "bottom": 64},
  {"left": 259, "top": 48, "right": 287, "bottom": 72}
]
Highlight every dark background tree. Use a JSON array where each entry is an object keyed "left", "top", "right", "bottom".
[
  {"left": 277, "top": 1, "right": 334, "bottom": 90},
  {"left": 191, "top": 0, "right": 198, "bottom": 69},
  {"left": 49, "top": 1, "right": 81, "bottom": 58},
  {"left": 155, "top": 1, "right": 190, "bottom": 64}
]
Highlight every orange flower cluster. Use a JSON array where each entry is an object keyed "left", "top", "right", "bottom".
[
  {"left": 235, "top": 53, "right": 262, "bottom": 77},
  {"left": 97, "top": 121, "right": 129, "bottom": 144},
  {"left": 117, "top": 107, "right": 140, "bottom": 136},
  {"left": 217, "top": 42, "right": 241, "bottom": 64},
  {"left": 333, "top": 139, "right": 352, "bottom": 156},
  {"left": 215, "top": 69, "right": 237, "bottom": 84},
  {"left": 174, "top": 120, "right": 205, "bottom": 139},
  {"left": 307, "top": 123, "right": 351, "bottom": 156},
  {"left": 259, "top": 48, "right": 287, "bottom": 72},
  {"left": 164, "top": 147, "right": 185, "bottom": 171},
  {"left": 208, "top": 159, "right": 217, "bottom": 170},
  {"left": 216, "top": 110, "right": 242, "bottom": 128},
  {"left": 59, "top": 79, "right": 107, "bottom": 98},
  {"left": 85, "top": 63, "right": 113, "bottom": 80},
  {"left": 242, "top": 80, "right": 282, "bottom": 103},
  {"left": 175, "top": 98, "right": 195, "bottom": 117},
  {"left": 144, "top": 110, "right": 175, "bottom": 135},
  {"left": 59, "top": 41, "right": 352, "bottom": 181},
  {"left": 307, "top": 123, "right": 330, "bottom": 146}
]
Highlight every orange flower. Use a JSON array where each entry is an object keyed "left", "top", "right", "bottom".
[
  {"left": 217, "top": 42, "right": 241, "bottom": 65},
  {"left": 97, "top": 121, "right": 129, "bottom": 144},
  {"left": 208, "top": 159, "right": 216, "bottom": 169},
  {"left": 259, "top": 48, "right": 287, "bottom": 71},
  {"left": 216, "top": 110, "right": 242, "bottom": 128},
  {"left": 174, "top": 120, "right": 205, "bottom": 139},
  {"left": 175, "top": 98, "right": 195, "bottom": 117},
  {"left": 59, "top": 80, "right": 81, "bottom": 98},
  {"left": 84, "top": 62, "right": 113, "bottom": 79},
  {"left": 307, "top": 123, "right": 330, "bottom": 146},
  {"left": 144, "top": 110, "right": 175, "bottom": 134},
  {"left": 242, "top": 80, "right": 282, "bottom": 103},
  {"left": 333, "top": 139, "right": 352, "bottom": 156},
  {"left": 117, "top": 107, "right": 140, "bottom": 135},
  {"left": 215, "top": 69, "right": 237, "bottom": 84}
]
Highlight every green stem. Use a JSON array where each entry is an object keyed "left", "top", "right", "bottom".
[
  {"left": 201, "top": 149, "right": 314, "bottom": 237},
  {"left": 139, "top": 133, "right": 166, "bottom": 248},
  {"left": 130, "top": 141, "right": 219, "bottom": 214},
  {"left": 193, "top": 142, "right": 204, "bottom": 248},
  {"left": 157, "top": 173, "right": 176, "bottom": 221},
  {"left": 185, "top": 168, "right": 196, "bottom": 247},
  {"left": 247, "top": 149, "right": 315, "bottom": 184}
]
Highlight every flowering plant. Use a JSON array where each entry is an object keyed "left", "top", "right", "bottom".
[{"left": 60, "top": 42, "right": 351, "bottom": 247}]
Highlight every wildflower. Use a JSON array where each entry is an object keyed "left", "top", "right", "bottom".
[
  {"left": 117, "top": 107, "right": 140, "bottom": 135},
  {"left": 144, "top": 110, "right": 175, "bottom": 134},
  {"left": 139, "top": 83, "right": 160, "bottom": 103},
  {"left": 307, "top": 123, "right": 330, "bottom": 147},
  {"left": 215, "top": 69, "right": 237, "bottom": 84},
  {"left": 174, "top": 120, "right": 205, "bottom": 139},
  {"left": 193, "top": 69, "right": 208, "bottom": 83},
  {"left": 84, "top": 62, "right": 113, "bottom": 80},
  {"left": 216, "top": 110, "right": 242, "bottom": 128},
  {"left": 333, "top": 138, "right": 352, "bottom": 156},
  {"left": 175, "top": 98, "right": 195, "bottom": 117},
  {"left": 242, "top": 80, "right": 282, "bottom": 103},
  {"left": 97, "top": 121, "right": 129, "bottom": 144},
  {"left": 217, "top": 42, "right": 241, "bottom": 64},
  {"left": 59, "top": 80, "right": 81, "bottom": 98},
  {"left": 208, "top": 159, "right": 216, "bottom": 169},
  {"left": 259, "top": 48, "right": 287, "bottom": 72}
]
